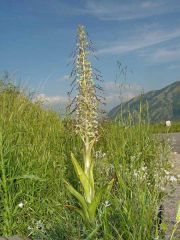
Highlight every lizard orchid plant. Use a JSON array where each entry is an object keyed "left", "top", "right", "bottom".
[{"left": 64, "top": 25, "right": 114, "bottom": 224}]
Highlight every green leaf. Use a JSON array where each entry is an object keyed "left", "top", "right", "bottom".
[
  {"left": 8, "top": 174, "right": 44, "bottom": 182},
  {"left": 63, "top": 179, "right": 90, "bottom": 221},
  {"left": 71, "top": 153, "right": 91, "bottom": 201}
]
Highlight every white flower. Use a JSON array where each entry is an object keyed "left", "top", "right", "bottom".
[
  {"left": 104, "top": 200, "right": 111, "bottom": 207},
  {"left": 18, "top": 202, "right": 24, "bottom": 208},
  {"left": 36, "top": 220, "right": 45, "bottom": 231},
  {"left": 95, "top": 150, "right": 106, "bottom": 159},
  {"left": 165, "top": 120, "right": 171, "bottom": 127},
  {"left": 169, "top": 176, "right": 177, "bottom": 182}
]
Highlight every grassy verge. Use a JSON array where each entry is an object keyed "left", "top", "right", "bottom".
[{"left": 0, "top": 81, "right": 175, "bottom": 239}]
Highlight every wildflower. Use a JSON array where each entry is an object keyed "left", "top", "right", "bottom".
[
  {"left": 104, "top": 200, "right": 111, "bottom": 207},
  {"left": 64, "top": 25, "right": 114, "bottom": 223},
  {"left": 36, "top": 220, "right": 45, "bottom": 231},
  {"left": 95, "top": 150, "right": 106, "bottom": 159},
  {"left": 18, "top": 202, "right": 24, "bottom": 208},
  {"left": 165, "top": 120, "right": 171, "bottom": 127},
  {"left": 169, "top": 176, "right": 177, "bottom": 182}
]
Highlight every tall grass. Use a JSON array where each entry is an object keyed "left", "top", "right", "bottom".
[
  {"left": 0, "top": 82, "right": 68, "bottom": 237},
  {"left": 94, "top": 122, "right": 171, "bottom": 239},
  {"left": 0, "top": 80, "right": 173, "bottom": 239}
]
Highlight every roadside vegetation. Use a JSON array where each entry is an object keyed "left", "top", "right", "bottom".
[
  {"left": 150, "top": 121, "right": 180, "bottom": 134},
  {"left": 0, "top": 25, "right": 179, "bottom": 239}
]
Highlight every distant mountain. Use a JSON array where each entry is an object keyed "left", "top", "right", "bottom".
[{"left": 108, "top": 81, "right": 180, "bottom": 123}]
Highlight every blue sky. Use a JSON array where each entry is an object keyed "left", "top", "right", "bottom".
[{"left": 0, "top": 0, "right": 180, "bottom": 109}]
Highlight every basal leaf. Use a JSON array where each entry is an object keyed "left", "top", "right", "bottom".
[
  {"left": 71, "top": 153, "right": 91, "bottom": 201},
  {"left": 64, "top": 179, "right": 89, "bottom": 220}
]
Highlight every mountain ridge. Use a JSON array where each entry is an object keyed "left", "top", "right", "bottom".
[{"left": 108, "top": 81, "right": 180, "bottom": 123}]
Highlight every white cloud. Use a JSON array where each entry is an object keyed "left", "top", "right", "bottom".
[
  {"left": 84, "top": 0, "right": 180, "bottom": 21},
  {"left": 23, "top": 0, "right": 180, "bottom": 22},
  {"left": 34, "top": 93, "right": 67, "bottom": 105},
  {"left": 16, "top": 1, "right": 180, "bottom": 24},
  {"left": 138, "top": 44, "right": 180, "bottom": 63},
  {"left": 98, "top": 28, "right": 180, "bottom": 55},
  {"left": 150, "top": 47, "right": 180, "bottom": 63}
]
